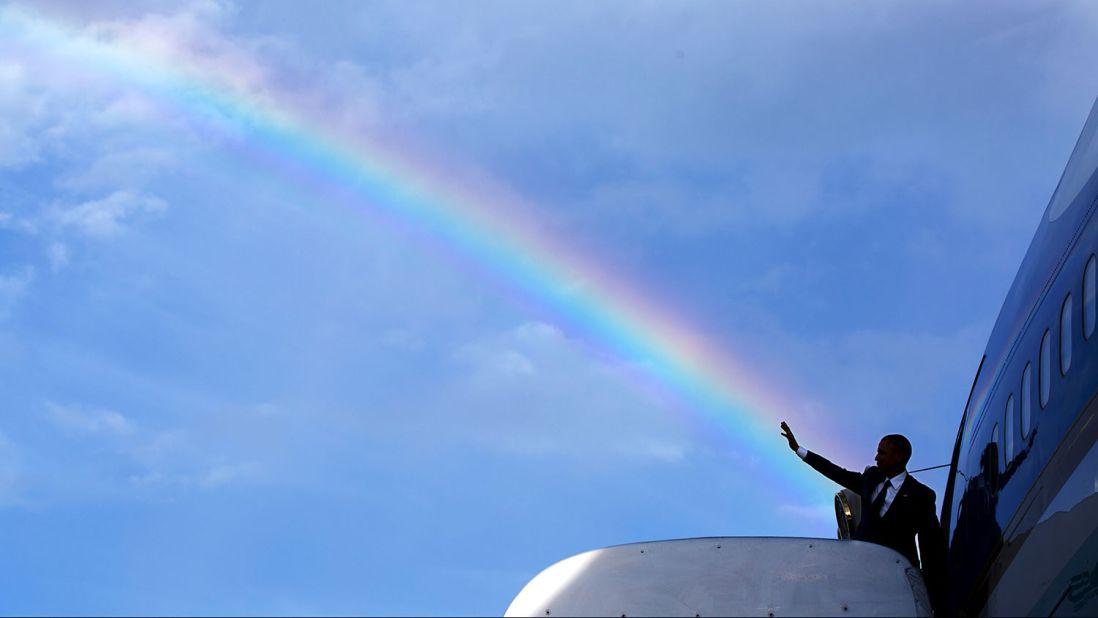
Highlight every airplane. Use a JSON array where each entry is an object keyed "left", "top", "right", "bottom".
[
  {"left": 941, "top": 90, "right": 1098, "bottom": 615},
  {"left": 504, "top": 96, "right": 1098, "bottom": 617}
]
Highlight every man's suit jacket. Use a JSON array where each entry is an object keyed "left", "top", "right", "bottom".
[{"left": 803, "top": 451, "right": 943, "bottom": 571}]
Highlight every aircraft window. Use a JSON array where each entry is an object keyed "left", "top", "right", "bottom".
[
  {"left": 1021, "top": 363, "right": 1032, "bottom": 439},
  {"left": 992, "top": 422, "right": 1002, "bottom": 473},
  {"left": 1005, "top": 394, "right": 1015, "bottom": 461},
  {"left": 1086, "top": 255, "right": 1096, "bottom": 339},
  {"left": 1040, "top": 329, "right": 1051, "bottom": 408},
  {"left": 1061, "top": 293, "right": 1073, "bottom": 375}
]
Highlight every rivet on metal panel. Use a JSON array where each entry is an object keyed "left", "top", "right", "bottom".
[
  {"left": 716, "top": 545, "right": 721, "bottom": 549},
  {"left": 808, "top": 543, "right": 814, "bottom": 548},
  {"left": 768, "top": 611, "right": 774, "bottom": 617},
  {"left": 640, "top": 549, "right": 645, "bottom": 553},
  {"left": 842, "top": 604, "right": 849, "bottom": 611},
  {"left": 544, "top": 610, "right": 550, "bottom": 616}
]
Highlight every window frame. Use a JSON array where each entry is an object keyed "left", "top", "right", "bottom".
[
  {"left": 992, "top": 422, "right": 1002, "bottom": 474},
  {"left": 1061, "top": 293, "right": 1073, "bottom": 376},
  {"left": 1085, "top": 254, "right": 1096, "bottom": 340},
  {"left": 1040, "top": 329, "right": 1052, "bottom": 409},
  {"left": 1005, "top": 394, "right": 1015, "bottom": 462},
  {"left": 1021, "top": 363, "right": 1032, "bottom": 439}
]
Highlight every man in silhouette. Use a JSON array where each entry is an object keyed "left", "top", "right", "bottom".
[{"left": 780, "top": 421, "right": 945, "bottom": 610}]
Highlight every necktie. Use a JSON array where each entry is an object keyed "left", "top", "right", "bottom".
[{"left": 871, "top": 479, "right": 891, "bottom": 517}]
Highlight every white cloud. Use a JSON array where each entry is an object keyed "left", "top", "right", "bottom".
[
  {"left": 643, "top": 442, "right": 687, "bottom": 463},
  {"left": 261, "top": 1, "right": 1097, "bottom": 241},
  {"left": 45, "top": 401, "right": 136, "bottom": 435},
  {"left": 445, "top": 321, "right": 693, "bottom": 463},
  {"left": 454, "top": 320, "right": 562, "bottom": 382},
  {"left": 57, "top": 146, "right": 176, "bottom": 193},
  {"left": 47, "top": 242, "right": 69, "bottom": 271},
  {"left": 130, "top": 428, "right": 187, "bottom": 465},
  {"left": 90, "top": 94, "right": 167, "bottom": 130},
  {"left": 512, "top": 321, "right": 562, "bottom": 344},
  {"left": 41, "top": 400, "right": 270, "bottom": 497},
  {"left": 36, "top": 1, "right": 388, "bottom": 142},
  {"left": 496, "top": 350, "right": 536, "bottom": 376},
  {"left": 0, "top": 211, "right": 37, "bottom": 234},
  {"left": 54, "top": 190, "right": 167, "bottom": 238},
  {"left": 3, "top": 0, "right": 1093, "bottom": 248},
  {"left": 0, "top": 1, "right": 396, "bottom": 278},
  {"left": 0, "top": 61, "right": 48, "bottom": 169},
  {"left": 198, "top": 461, "right": 260, "bottom": 488}
]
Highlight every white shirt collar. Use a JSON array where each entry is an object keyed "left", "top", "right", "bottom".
[{"left": 886, "top": 470, "right": 908, "bottom": 488}]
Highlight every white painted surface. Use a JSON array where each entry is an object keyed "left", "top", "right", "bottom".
[{"left": 505, "top": 537, "right": 931, "bottom": 617}]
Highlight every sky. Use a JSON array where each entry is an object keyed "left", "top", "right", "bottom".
[{"left": 1, "top": 1, "right": 1097, "bottom": 615}]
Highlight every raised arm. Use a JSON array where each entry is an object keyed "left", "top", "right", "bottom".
[
  {"left": 802, "top": 451, "right": 864, "bottom": 492},
  {"left": 781, "top": 421, "right": 863, "bottom": 491}
]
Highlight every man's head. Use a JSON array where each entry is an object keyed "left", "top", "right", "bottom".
[{"left": 876, "top": 434, "right": 912, "bottom": 476}]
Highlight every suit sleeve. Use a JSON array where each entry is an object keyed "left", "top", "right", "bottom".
[
  {"left": 802, "top": 451, "right": 864, "bottom": 492},
  {"left": 915, "top": 487, "right": 947, "bottom": 614}
]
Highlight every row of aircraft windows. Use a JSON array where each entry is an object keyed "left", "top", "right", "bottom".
[{"left": 989, "top": 254, "right": 1098, "bottom": 473}]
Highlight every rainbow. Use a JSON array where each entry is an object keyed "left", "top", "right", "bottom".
[{"left": 2, "top": 8, "right": 837, "bottom": 501}]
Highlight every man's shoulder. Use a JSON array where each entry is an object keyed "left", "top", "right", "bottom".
[{"left": 902, "top": 474, "right": 936, "bottom": 499}]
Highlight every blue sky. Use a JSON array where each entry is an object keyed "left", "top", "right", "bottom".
[{"left": 1, "top": 1, "right": 1097, "bottom": 615}]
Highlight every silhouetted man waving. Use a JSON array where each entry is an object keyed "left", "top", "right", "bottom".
[{"left": 780, "top": 421, "right": 945, "bottom": 610}]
